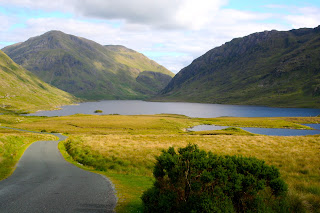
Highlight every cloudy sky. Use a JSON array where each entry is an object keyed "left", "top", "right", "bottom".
[{"left": 1, "top": 0, "right": 320, "bottom": 73}]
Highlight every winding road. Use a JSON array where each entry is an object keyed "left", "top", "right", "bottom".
[{"left": 0, "top": 127, "right": 117, "bottom": 213}]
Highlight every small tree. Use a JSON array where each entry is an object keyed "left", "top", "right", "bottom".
[{"left": 142, "top": 144, "right": 288, "bottom": 213}]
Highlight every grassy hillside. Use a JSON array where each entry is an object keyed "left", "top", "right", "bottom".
[
  {"left": 0, "top": 50, "right": 76, "bottom": 113},
  {"left": 105, "top": 45, "right": 173, "bottom": 77},
  {"left": 156, "top": 26, "right": 320, "bottom": 108},
  {"left": 2, "top": 31, "right": 174, "bottom": 100}
]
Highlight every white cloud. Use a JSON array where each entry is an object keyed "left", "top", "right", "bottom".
[
  {"left": 0, "top": 0, "right": 228, "bottom": 30},
  {"left": 1, "top": 1, "right": 320, "bottom": 73},
  {"left": 0, "top": 14, "right": 12, "bottom": 30},
  {"left": 284, "top": 7, "right": 320, "bottom": 28},
  {"left": 174, "top": 0, "right": 226, "bottom": 30},
  {"left": 2, "top": 17, "right": 121, "bottom": 45},
  {"left": 74, "top": 0, "right": 176, "bottom": 26},
  {"left": 0, "top": 0, "right": 77, "bottom": 13}
]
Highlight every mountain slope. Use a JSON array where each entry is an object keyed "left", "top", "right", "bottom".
[
  {"left": 2, "top": 31, "right": 173, "bottom": 100},
  {"left": 0, "top": 50, "right": 76, "bottom": 113},
  {"left": 156, "top": 26, "right": 320, "bottom": 108}
]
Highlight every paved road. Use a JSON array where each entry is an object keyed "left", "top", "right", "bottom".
[{"left": 0, "top": 128, "right": 117, "bottom": 212}]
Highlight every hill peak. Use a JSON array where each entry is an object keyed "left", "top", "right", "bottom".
[{"left": 2, "top": 31, "right": 174, "bottom": 100}]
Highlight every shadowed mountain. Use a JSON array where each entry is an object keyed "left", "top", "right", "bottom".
[
  {"left": 156, "top": 26, "right": 320, "bottom": 108},
  {"left": 3, "top": 31, "right": 174, "bottom": 100},
  {"left": 0, "top": 50, "right": 76, "bottom": 113}
]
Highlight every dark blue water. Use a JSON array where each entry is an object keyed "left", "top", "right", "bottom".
[
  {"left": 188, "top": 125, "right": 320, "bottom": 136},
  {"left": 241, "top": 127, "right": 320, "bottom": 136},
  {"left": 303, "top": 124, "right": 320, "bottom": 130},
  {"left": 28, "top": 100, "right": 320, "bottom": 118}
]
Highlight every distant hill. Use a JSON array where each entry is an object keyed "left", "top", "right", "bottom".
[
  {"left": 3, "top": 31, "right": 174, "bottom": 100},
  {"left": 156, "top": 26, "right": 320, "bottom": 108},
  {"left": 0, "top": 50, "right": 76, "bottom": 113}
]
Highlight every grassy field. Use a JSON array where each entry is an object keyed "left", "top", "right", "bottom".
[
  {"left": 62, "top": 134, "right": 320, "bottom": 212},
  {"left": 6, "top": 114, "right": 318, "bottom": 134},
  {"left": 1, "top": 114, "right": 320, "bottom": 212},
  {"left": 0, "top": 128, "right": 56, "bottom": 180}
]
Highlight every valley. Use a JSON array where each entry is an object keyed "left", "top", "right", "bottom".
[
  {"left": 0, "top": 113, "right": 319, "bottom": 212},
  {"left": 1, "top": 25, "right": 320, "bottom": 213}
]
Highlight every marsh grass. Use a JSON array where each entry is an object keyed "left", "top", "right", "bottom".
[
  {"left": 63, "top": 134, "right": 320, "bottom": 212},
  {"left": 187, "top": 127, "right": 256, "bottom": 135},
  {"left": 0, "top": 129, "right": 56, "bottom": 180},
  {"left": 1, "top": 112, "right": 315, "bottom": 129},
  {"left": 7, "top": 115, "right": 319, "bottom": 135},
  {"left": 11, "top": 114, "right": 199, "bottom": 135},
  {"left": 199, "top": 117, "right": 320, "bottom": 129},
  {"left": 3, "top": 114, "right": 320, "bottom": 212}
]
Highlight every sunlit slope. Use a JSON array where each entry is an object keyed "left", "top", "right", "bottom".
[
  {"left": 157, "top": 26, "right": 320, "bottom": 108},
  {"left": 0, "top": 50, "right": 76, "bottom": 113},
  {"left": 3, "top": 31, "right": 174, "bottom": 100}
]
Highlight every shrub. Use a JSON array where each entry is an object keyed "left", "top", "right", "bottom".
[
  {"left": 142, "top": 144, "right": 288, "bottom": 213},
  {"left": 94, "top": 110, "right": 103, "bottom": 113}
]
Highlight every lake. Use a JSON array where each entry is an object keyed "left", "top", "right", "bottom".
[
  {"left": 188, "top": 124, "right": 320, "bottom": 136},
  {"left": 28, "top": 100, "right": 320, "bottom": 118}
]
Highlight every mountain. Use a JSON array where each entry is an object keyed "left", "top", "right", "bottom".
[
  {"left": 156, "top": 26, "right": 320, "bottom": 108},
  {"left": 0, "top": 50, "right": 76, "bottom": 113},
  {"left": 2, "top": 31, "right": 174, "bottom": 100}
]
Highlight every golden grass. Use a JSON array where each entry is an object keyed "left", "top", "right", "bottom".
[
  {"left": 7, "top": 114, "right": 318, "bottom": 136},
  {"left": 66, "top": 133, "right": 320, "bottom": 212},
  {"left": 12, "top": 114, "right": 199, "bottom": 135},
  {"left": 283, "top": 117, "right": 320, "bottom": 124},
  {"left": 73, "top": 134, "right": 320, "bottom": 178},
  {"left": 2, "top": 114, "right": 319, "bottom": 212},
  {"left": 200, "top": 117, "right": 320, "bottom": 129}
]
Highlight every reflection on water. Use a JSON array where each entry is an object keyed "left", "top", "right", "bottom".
[
  {"left": 188, "top": 125, "right": 320, "bottom": 136},
  {"left": 28, "top": 100, "right": 320, "bottom": 118}
]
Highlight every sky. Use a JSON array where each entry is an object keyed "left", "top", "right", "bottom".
[{"left": 1, "top": 0, "right": 320, "bottom": 73}]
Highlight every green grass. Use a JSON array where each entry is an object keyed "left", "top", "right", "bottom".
[
  {"left": 6, "top": 114, "right": 318, "bottom": 136},
  {"left": 58, "top": 138, "right": 153, "bottom": 213},
  {"left": 11, "top": 114, "right": 199, "bottom": 135},
  {"left": 187, "top": 127, "right": 256, "bottom": 135},
  {"left": 0, "top": 129, "right": 56, "bottom": 180},
  {"left": 105, "top": 173, "right": 153, "bottom": 213},
  {"left": 2, "top": 114, "right": 320, "bottom": 212},
  {"left": 61, "top": 133, "right": 320, "bottom": 212},
  {"left": 197, "top": 117, "right": 318, "bottom": 129}
]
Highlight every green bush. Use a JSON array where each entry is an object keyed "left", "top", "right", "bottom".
[{"left": 142, "top": 144, "right": 288, "bottom": 213}]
